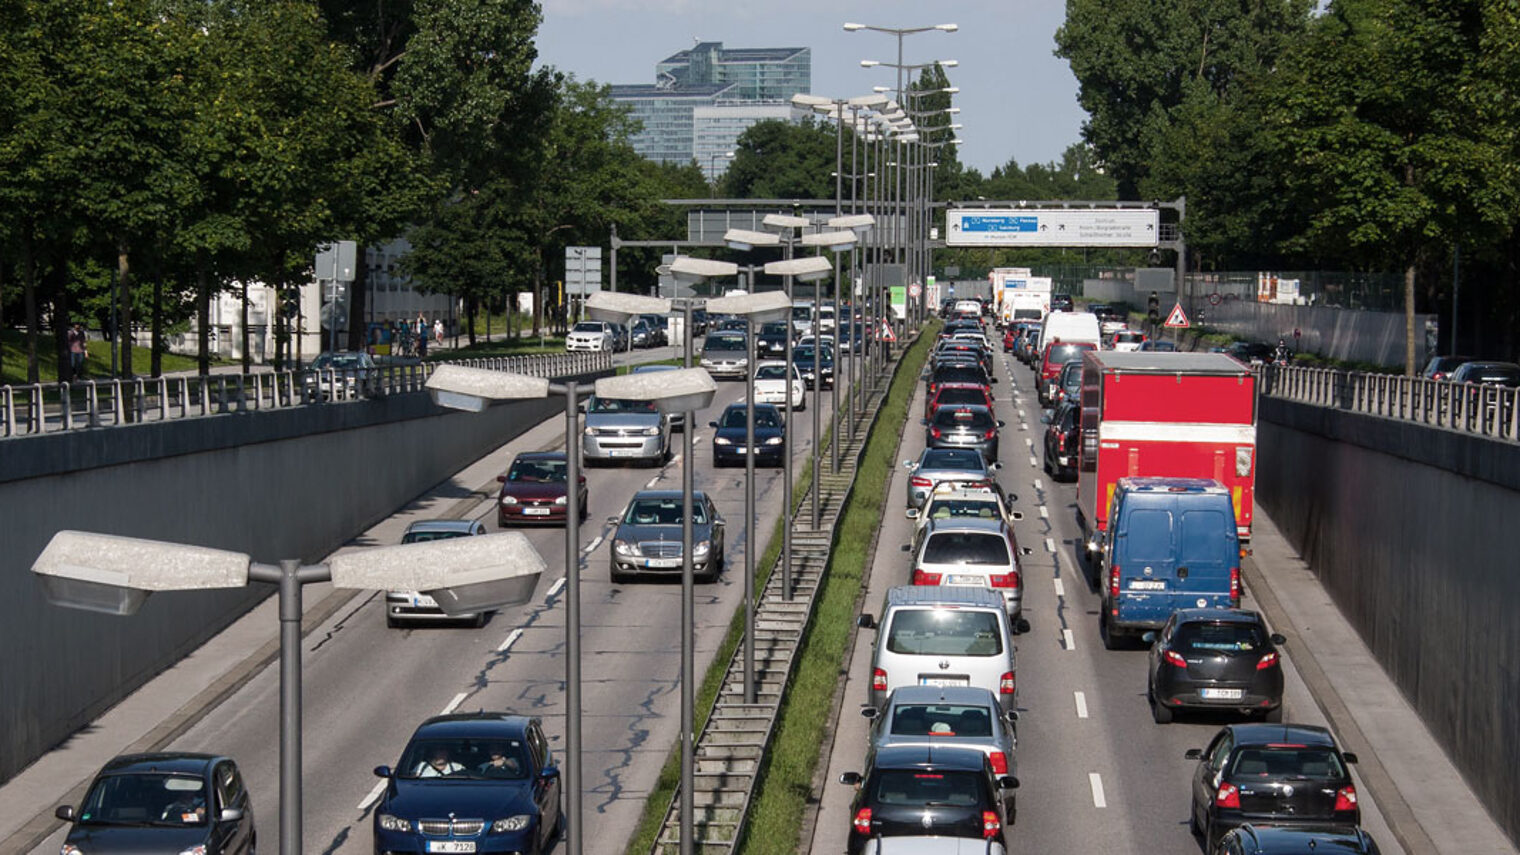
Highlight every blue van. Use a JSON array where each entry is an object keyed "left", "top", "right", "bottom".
[{"left": 1099, "top": 478, "right": 1241, "bottom": 649}]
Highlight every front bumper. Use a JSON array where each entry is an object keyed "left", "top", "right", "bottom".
[
  {"left": 498, "top": 502, "right": 568, "bottom": 525},
  {"left": 565, "top": 338, "right": 605, "bottom": 351},
  {"left": 583, "top": 433, "right": 664, "bottom": 461},
  {"left": 712, "top": 442, "right": 784, "bottom": 466},
  {"left": 373, "top": 822, "right": 535, "bottom": 854},
  {"left": 385, "top": 592, "right": 481, "bottom": 623},
  {"left": 612, "top": 554, "right": 716, "bottom": 578}
]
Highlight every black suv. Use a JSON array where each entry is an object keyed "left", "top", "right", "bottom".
[
  {"left": 1216, "top": 823, "right": 1382, "bottom": 854},
  {"left": 1186, "top": 724, "right": 1360, "bottom": 848},
  {"left": 839, "top": 743, "right": 1017, "bottom": 854}
]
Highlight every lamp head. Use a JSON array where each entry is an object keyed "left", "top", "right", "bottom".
[
  {"left": 586, "top": 291, "right": 670, "bottom": 325},
  {"left": 937, "top": 23, "right": 959, "bottom": 32},
  {"left": 843, "top": 22, "right": 865, "bottom": 31},
  {"left": 329, "top": 532, "right": 546, "bottom": 615},
  {"left": 598, "top": 367, "right": 717, "bottom": 413},
  {"left": 427, "top": 365, "right": 549, "bottom": 412},
  {"left": 32, "top": 531, "right": 252, "bottom": 616},
  {"left": 765, "top": 256, "right": 834, "bottom": 282}
]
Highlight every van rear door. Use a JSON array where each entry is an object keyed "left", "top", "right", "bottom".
[
  {"left": 1114, "top": 503, "right": 1177, "bottom": 628},
  {"left": 1174, "top": 503, "right": 1236, "bottom": 608}
]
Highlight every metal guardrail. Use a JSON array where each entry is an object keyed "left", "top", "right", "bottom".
[
  {"left": 1259, "top": 364, "right": 1520, "bottom": 442},
  {"left": 0, "top": 352, "right": 613, "bottom": 438}
]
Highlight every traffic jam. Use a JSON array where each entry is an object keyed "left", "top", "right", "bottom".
[{"left": 831, "top": 281, "right": 1378, "bottom": 855}]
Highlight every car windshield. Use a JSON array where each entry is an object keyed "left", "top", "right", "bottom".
[
  {"left": 920, "top": 449, "right": 985, "bottom": 471},
  {"left": 705, "top": 335, "right": 746, "bottom": 353},
  {"left": 755, "top": 364, "right": 792, "bottom": 381},
  {"left": 792, "top": 306, "right": 813, "bottom": 321},
  {"left": 397, "top": 737, "right": 531, "bottom": 781},
  {"left": 923, "top": 532, "right": 1011, "bottom": 565},
  {"left": 720, "top": 407, "right": 781, "bottom": 428},
  {"left": 886, "top": 609, "right": 1003, "bottom": 656},
  {"left": 571, "top": 322, "right": 604, "bottom": 333},
  {"left": 760, "top": 322, "right": 789, "bottom": 336},
  {"left": 889, "top": 703, "right": 996, "bottom": 738},
  {"left": 1172, "top": 622, "right": 1266, "bottom": 656},
  {"left": 314, "top": 354, "right": 363, "bottom": 369},
  {"left": 871, "top": 770, "right": 984, "bottom": 807},
  {"left": 925, "top": 499, "right": 1001, "bottom": 522},
  {"left": 506, "top": 458, "right": 567, "bottom": 482},
  {"left": 931, "top": 408, "right": 994, "bottom": 430},
  {"left": 624, "top": 498, "right": 709, "bottom": 525},
  {"left": 794, "top": 347, "right": 831, "bottom": 362},
  {"left": 589, "top": 397, "right": 657, "bottom": 414},
  {"left": 1230, "top": 747, "right": 1346, "bottom": 780},
  {"left": 78, "top": 772, "right": 209, "bottom": 827},
  {"left": 401, "top": 529, "right": 473, "bottom": 544}
]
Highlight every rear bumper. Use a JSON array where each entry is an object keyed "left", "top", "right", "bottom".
[{"left": 1153, "top": 670, "right": 1283, "bottom": 712}]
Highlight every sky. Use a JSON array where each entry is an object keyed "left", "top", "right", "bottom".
[{"left": 533, "top": 0, "right": 1087, "bottom": 177}]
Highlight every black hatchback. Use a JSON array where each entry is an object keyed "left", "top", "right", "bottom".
[
  {"left": 1145, "top": 608, "right": 1285, "bottom": 723},
  {"left": 1186, "top": 723, "right": 1360, "bottom": 848},
  {"left": 1216, "top": 823, "right": 1382, "bottom": 854},
  {"left": 56, "top": 752, "right": 255, "bottom": 855},
  {"left": 839, "top": 743, "right": 1016, "bottom": 855}
]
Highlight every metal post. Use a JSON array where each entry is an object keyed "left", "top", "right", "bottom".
[
  {"left": 744, "top": 322, "right": 757, "bottom": 703},
  {"left": 277, "top": 558, "right": 303, "bottom": 855},
  {"left": 831, "top": 101, "right": 845, "bottom": 476},
  {"left": 679, "top": 302, "right": 694, "bottom": 855},
  {"left": 782, "top": 245, "right": 794, "bottom": 602},
  {"left": 563, "top": 382, "right": 583, "bottom": 855},
  {"left": 812, "top": 291, "right": 822, "bottom": 526}
]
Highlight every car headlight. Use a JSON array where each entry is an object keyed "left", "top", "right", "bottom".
[
  {"left": 61, "top": 846, "right": 84, "bottom": 855},
  {"left": 583, "top": 426, "right": 595, "bottom": 436},
  {"left": 555, "top": 495, "right": 568, "bottom": 505},
  {"left": 764, "top": 436, "right": 784, "bottom": 446},
  {"left": 713, "top": 437, "right": 732, "bottom": 446},
  {"left": 693, "top": 540, "right": 711, "bottom": 557},
  {"left": 178, "top": 847, "right": 207, "bottom": 855},
  {"left": 614, "top": 539, "right": 637, "bottom": 556},
  {"left": 377, "top": 814, "right": 411, "bottom": 832},
  {"left": 641, "top": 426, "right": 661, "bottom": 436},
  {"left": 500, "top": 495, "right": 518, "bottom": 505},
  {"left": 492, "top": 815, "right": 532, "bottom": 833}
]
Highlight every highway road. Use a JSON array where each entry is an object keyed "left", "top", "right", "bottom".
[
  {"left": 22, "top": 346, "right": 856, "bottom": 855},
  {"left": 809, "top": 341, "right": 1405, "bottom": 854}
]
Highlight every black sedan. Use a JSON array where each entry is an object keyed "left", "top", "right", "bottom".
[
  {"left": 839, "top": 743, "right": 1016, "bottom": 855},
  {"left": 1041, "top": 399, "right": 1079, "bottom": 481},
  {"left": 373, "top": 713, "right": 562, "bottom": 855},
  {"left": 793, "top": 343, "right": 835, "bottom": 389},
  {"left": 710, "top": 402, "right": 786, "bottom": 467},
  {"left": 924, "top": 404, "right": 1002, "bottom": 463},
  {"left": 1186, "top": 723, "right": 1360, "bottom": 848},
  {"left": 1145, "top": 608, "right": 1285, "bottom": 723},
  {"left": 56, "top": 752, "right": 255, "bottom": 855},
  {"left": 756, "top": 321, "right": 792, "bottom": 358},
  {"left": 1216, "top": 823, "right": 1382, "bottom": 854}
]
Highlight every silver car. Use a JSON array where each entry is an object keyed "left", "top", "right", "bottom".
[
  {"left": 609, "top": 490, "right": 725, "bottom": 583},
  {"left": 630, "top": 364, "right": 686, "bottom": 431},
  {"left": 903, "top": 447, "right": 1001, "bottom": 510},
  {"left": 385, "top": 519, "right": 489, "bottom": 627},
  {"left": 582, "top": 395, "right": 670, "bottom": 466},
  {"left": 865, "top": 685, "right": 1019, "bottom": 785},
  {"left": 859, "top": 586, "right": 1018, "bottom": 715},
  {"left": 911, "top": 517, "right": 1027, "bottom": 626},
  {"left": 700, "top": 331, "right": 749, "bottom": 379}
]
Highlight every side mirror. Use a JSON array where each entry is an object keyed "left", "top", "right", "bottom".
[
  {"left": 1007, "top": 492, "right": 1018, "bottom": 504},
  {"left": 1039, "top": 412, "right": 1052, "bottom": 425},
  {"left": 998, "top": 775, "right": 1020, "bottom": 790},
  {"left": 540, "top": 766, "right": 562, "bottom": 780},
  {"left": 373, "top": 765, "right": 394, "bottom": 778},
  {"left": 1005, "top": 710, "right": 1019, "bottom": 723},
  {"left": 607, "top": 516, "right": 620, "bottom": 525},
  {"left": 857, "top": 613, "right": 876, "bottom": 629},
  {"left": 713, "top": 516, "right": 726, "bottom": 526},
  {"left": 1270, "top": 633, "right": 1287, "bottom": 645},
  {"left": 1184, "top": 749, "right": 1202, "bottom": 760},
  {"left": 860, "top": 707, "right": 879, "bottom": 720},
  {"left": 218, "top": 807, "right": 245, "bottom": 823},
  {"left": 54, "top": 805, "right": 76, "bottom": 822},
  {"left": 1142, "top": 631, "right": 1157, "bottom": 644},
  {"left": 1010, "top": 512, "right": 1024, "bottom": 521},
  {"left": 1343, "top": 752, "right": 1359, "bottom": 765},
  {"left": 905, "top": 508, "right": 920, "bottom": 520},
  {"left": 839, "top": 771, "right": 863, "bottom": 786},
  {"left": 709, "top": 421, "right": 720, "bottom": 428},
  {"left": 919, "top": 418, "right": 929, "bottom": 426},
  {"left": 989, "top": 462, "right": 1003, "bottom": 471},
  {"left": 496, "top": 475, "right": 507, "bottom": 483},
  {"left": 902, "top": 460, "right": 916, "bottom": 470},
  {"left": 997, "top": 420, "right": 1006, "bottom": 428}
]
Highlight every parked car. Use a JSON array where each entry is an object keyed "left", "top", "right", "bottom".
[
  {"left": 303, "top": 351, "right": 376, "bottom": 401},
  {"left": 385, "top": 519, "right": 490, "bottom": 627},
  {"left": 910, "top": 517, "right": 1026, "bottom": 626},
  {"left": 372, "top": 713, "right": 562, "bottom": 855},
  {"left": 863, "top": 685, "right": 1019, "bottom": 782},
  {"left": 754, "top": 360, "right": 806, "bottom": 410},
  {"left": 565, "top": 320, "right": 615, "bottom": 352},
  {"left": 793, "top": 343, "right": 835, "bottom": 389},
  {"left": 700, "top": 331, "right": 749, "bottom": 380},
  {"left": 839, "top": 744, "right": 1015, "bottom": 855},
  {"left": 1186, "top": 723, "right": 1360, "bottom": 848},
  {"left": 609, "top": 489, "right": 725, "bottom": 583},
  {"left": 903, "top": 447, "right": 1001, "bottom": 510},
  {"left": 1422, "top": 354, "right": 1475, "bottom": 381},
  {"left": 858, "top": 586, "right": 1020, "bottom": 716},
  {"left": 710, "top": 402, "right": 787, "bottom": 467},
  {"left": 1215, "top": 823, "right": 1382, "bottom": 855},
  {"left": 582, "top": 394, "right": 670, "bottom": 467},
  {"left": 496, "top": 451, "right": 586, "bottom": 526},
  {"left": 1041, "top": 399, "right": 1079, "bottom": 481},
  {"left": 1144, "top": 608, "right": 1286, "bottom": 724},
  {"left": 924, "top": 405, "right": 1003, "bottom": 463},
  {"left": 56, "top": 752, "right": 255, "bottom": 855}
]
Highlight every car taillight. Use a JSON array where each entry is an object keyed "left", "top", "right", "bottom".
[
  {"left": 1109, "top": 564, "right": 1120, "bottom": 601},
  {"left": 1334, "top": 785, "right": 1358, "bottom": 811},
  {"left": 853, "top": 807, "right": 873, "bottom": 834},
  {"left": 989, "top": 572, "right": 1019, "bottom": 588},
  {"left": 912, "top": 569, "right": 943, "bottom": 585},
  {"left": 999, "top": 671, "right": 1016, "bottom": 695},
  {"left": 910, "top": 476, "right": 933, "bottom": 488},
  {"left": 989, "top": 751, "right": 1008, "bottom": 775},
  {"left": 1257, "top": 651, "right": 1280, "bottom": 670},
  {"left": 1057, "top": 434, "right": 1067, "bottom": 451},
  {"left": 981, "top": 810, "right": 1001, "bottom": 839},
  {"left": 1216, "top": 781, "right": 1241, "bottom": 809},
  {"left": 1230, "top": 566, "right": 1242, "bottom": 605},
  {"left": 931, "top": 427, "right": 943, "bottom": 438},
  {"left": 871, "top": 668, "right": 887, "bottom": 692},
  {"left": 983, "top": 429, "right": 997, "bottom": 440},
  {"left": 1163, "top": 649, "right": 1188, "bottom": 668}
]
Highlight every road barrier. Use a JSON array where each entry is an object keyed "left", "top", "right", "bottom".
[{"left": 1259, "top": 364, "right": 1520, "bottom": 442}]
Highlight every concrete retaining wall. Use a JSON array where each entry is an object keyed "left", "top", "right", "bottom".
[
  {"left": 1205, "top": 301, "right": 1433, "bottom": 366},
  {"left": 1258, "top": 399, "right": 1520, "bottom": 843},
  {"left": 0, "top": 374, "right": 603, "bottom": 783}
]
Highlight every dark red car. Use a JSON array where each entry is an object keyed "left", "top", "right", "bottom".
[
  {"left": 496, "top": 451, "right": 587, "bottom": 526},
  {"left": 925, "top": 382, "right": 995, "bottom": 421}
]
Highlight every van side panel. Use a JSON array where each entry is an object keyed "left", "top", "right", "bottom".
[{"left": 1098, "top": 374, "right": 1255, "bottom": 424}]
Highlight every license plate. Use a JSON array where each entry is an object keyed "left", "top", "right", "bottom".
[
  {"left": 1201, "top": 688, "right": 1244, "bottom": 700},
  {"left": 643, "top": 558, "right": 680, "bottom": 568},
  {"left": 949, "top": 574, "right": 983, "bottom": 585},
  {"left": 524, "top": 507, "right": 551, "bottom": 516},
  {"left": 610, "top": 449, "right": 641, "bottom": 458},
  {"left": 412, "top": 594, "right": 437, "bottom": 608},
  {"left": 919, "top": 677, "right": 969, "bottom": 687},
  {"left": 1128, "top": 580, "right": 1166, "bottom": 591},
  {"left": 427, "top": 843, "right": 476, "bottom": 854}
]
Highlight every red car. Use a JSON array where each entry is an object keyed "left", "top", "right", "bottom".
[
  {"left": 925, "top": 382, "right": 996, "bottom": 421},
  {"left": 1003, "top": 328, "right": 1016, "bottom": 352},
  {"left": 497, "top": 451, "right": 587, "bottom": 526}
]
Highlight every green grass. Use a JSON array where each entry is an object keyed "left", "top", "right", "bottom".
[
  {"left": 737, "top": 325, "right": 935, "bottom": 854},
  {"left": 2, "top": 329, "right": 216, "bottom": 386},
  {"left": 426, "top": 334, "right": 569, "bottom": 359}
]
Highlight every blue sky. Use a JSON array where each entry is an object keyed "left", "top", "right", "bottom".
[{"left": 534, "top": 0, "right": 1087, "bottom": 176}]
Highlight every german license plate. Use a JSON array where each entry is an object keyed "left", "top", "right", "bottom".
[
  {"left": 610, "top": 449, "right": 640, "bottom": 458},
  {"left": 919, "top": 677, "right": 969, "bottom": 687},
  {"left": 643, "top": 558, "right": 680, "bottom": 568},
  {"left": 524, "top": 508, "right": 551, "bottom": 516},
  {"left": 427, "top": 843, "right": 476, "bottom": 854},
  {"left": 412, "top": 594, "right": 437, "bottom": 608},
  {"left": 1128, "top": 580, "right": 1166, "bottom": 591},
  {"left": 949, "top": 574, "right": 982, "bottom": 585},
  {"left": 1201, "top": 688, "right": 1244, "bottom": 700}
]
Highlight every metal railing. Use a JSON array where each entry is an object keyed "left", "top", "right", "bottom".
[
  {"left": 0, "top": 352, "right": 613, "bottom": 439},
  {"left": 1260, "top": 364, "right": 1520, "bottom": 442}
]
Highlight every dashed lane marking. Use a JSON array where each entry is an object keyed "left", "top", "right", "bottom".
[
  {"left": 1029, "top": 455, "right": 1038, "bottom": 468},
  {"left": 1045, "top": 537, "right": 1056, "bottom": 554},
  {"left": 1024, "top": 437, "right": 1034, "bottom": 446},
  {"left": 1064, "top": 628, "right": 1077, "bottom": 651},
  {"left": 497, "top": 628, "right": 523, "bottom": 653},
  {"left": 1053, "top": 577, "right": 1065, "bottom": 597},
  {"left": 547, "top": 577, "right": 566, "bottom": 599},
  {"left": 645, "top": 476, "right": 661, "bottom": 489},
  {"left": 584, "top": 535, "right": 604, "bottom": 554},
  {"left": 1033, "top": 478, "right": 1044, "bottom": 491},
  {"left": 357, "top": 779, "right": 387, "bottom": 811},
  {"left": 441, "top": 692, "right": 468, "bottom": 715},
  {"left": 1089, "top": 773, "right": 1107, "bottom": 808},
  {"left": 1038, "top": 505, "right": 1049, "bottom": 519},
  {"left": 1075, "top": 691, "right": 1089, "bottom": 719}
]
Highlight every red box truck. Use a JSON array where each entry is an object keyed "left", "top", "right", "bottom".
[{"left": 1075, "top": 351, "right": 1257, "bottom": 564}]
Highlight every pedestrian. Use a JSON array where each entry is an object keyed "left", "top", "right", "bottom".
[
  {"left": 66, "top": 322, "right": 88, "bottom": 381},
  {"left": 433, "top": 318, "right": 444, "bottom": 345}
]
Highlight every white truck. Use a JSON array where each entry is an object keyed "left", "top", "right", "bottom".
[{"left": 992, "top": 269, "right": 1052, "bottom": 328}]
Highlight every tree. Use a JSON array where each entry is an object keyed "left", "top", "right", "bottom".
[{"left": 723, "top": 119, "right": 838, "bottom": 199}]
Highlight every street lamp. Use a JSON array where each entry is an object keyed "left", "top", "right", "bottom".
[
  {"left": 32, "top": 528, "right": 545, "bottom": 855},
  {"left": 708, "top": 150, "right": 735, "bottom": 196},
  {"left": 767, "top": 254, "right": 838, "bottom": 532}
]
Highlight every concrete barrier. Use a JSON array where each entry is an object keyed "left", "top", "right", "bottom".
[
  {"left": 0, "top": 372, "right": 605, "bottom": 784},
  {"left": 1258, "top": 398, "right": 1520, "bottom": 843},
  {"left": 1204, "top": 300, "right": 1433, "bottom": 366}
]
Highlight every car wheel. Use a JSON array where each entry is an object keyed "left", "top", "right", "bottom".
[
  {"left": 1042, "top": 453, "right": 1052, "bottom": 474},
  {"left": 1263, "top": 705, "right": 1283, "bottom": 723},
  {"left": 1149, "top": 682, "right": 1173, "bottom": 724},
  {"left": 611, "top": 565, "right": 631, "bottom": 584},
  {"left": 1099, "top": 611, "right": 1123, "bottom": 650},
  {"left": 472, "top": 612, "right": 488, "bottom": 629},
  {"left": 579, "top": 502, "right": 588, "bottom": 523}
]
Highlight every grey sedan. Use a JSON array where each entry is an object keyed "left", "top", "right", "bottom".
[
  {"left": 609, "top": 490, "right": 725, "bottom": 583},
  {"left": 903, "top": 447, "right": 1001, "bottom": 510},
  {"left": 864, "top": 685, "right": 1019, "bottom": 785}
]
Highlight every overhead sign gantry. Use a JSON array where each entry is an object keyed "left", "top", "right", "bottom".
[{"left": 945, "top": 208, "right": 1160, "bottom": 248}]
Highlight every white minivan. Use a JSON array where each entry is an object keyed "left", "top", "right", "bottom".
[
  {"left": 858, "top": 586, "right": 1019, "bottom": 715},
  {"left": 1035, "top": 310, "right": 1102, "bottom": 354}
]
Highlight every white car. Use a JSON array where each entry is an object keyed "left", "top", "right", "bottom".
[
  {"left": 906, "top": 484, "right": 1018, "bottom": 551},
  {"left": 566, "top": 320, "right": 614, "bottom": 351},
  {"left": 753, "top": 360, "right": 805, "bottom": 410}
]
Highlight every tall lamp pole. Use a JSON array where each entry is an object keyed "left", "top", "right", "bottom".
[{"left": 707, "top": 150, "right": 734, "bottom": 196}]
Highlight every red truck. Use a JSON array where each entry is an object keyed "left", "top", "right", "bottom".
[{"left": 1075, "top": 351, "right": 1257, "bottom": 565}]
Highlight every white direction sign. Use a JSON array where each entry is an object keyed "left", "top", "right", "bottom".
[
  {"left": 565, "top": 246, "right": 603, "bottom": 296},
  {"left": 946, "top": 209, "right": 1160, "bottom": 248}
]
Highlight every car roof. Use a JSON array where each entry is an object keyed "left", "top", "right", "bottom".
[
  {"left": 404, "top": 519, "right": 484, "bottom": 534},
  {"left": 1116, "top": 477, "right": 1230, "bottom": 495},
  {"left": 873, "top": 743, "right": 989, "bottom": 772},
  {"left": 886, "top": 685, "right": 1001, "bottom": 707},
  {"left": 926, "top": 486, "right": 1001, "bottom": 502},
  {"left": 1234, "top": 823, "right": 1376, "bottom": 849},
  {"left": 1226, "top": 723, "right": 1338, "bottom": 748},
  {"left": 884, "top": 585, "right": 1006, "bottom": 610},
  {"left": 512, "top": 451, "right": 567, "bottom": 462},
  {"left": 101, "top": 752, "right": 220, "bottom": 776},
  {"left": 412, "top": 712, "right": 535, "bottom": 739},
  {"left": 1090, "top": 351, "right": 1252, "bottom": 375},
  {"left": 721, "top": 402, "right": 782, "bottom": 415},
  {"left": 1170, "top": 607, "right": 1264, "bottom": 626}
]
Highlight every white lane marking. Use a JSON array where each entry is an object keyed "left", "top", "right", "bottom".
[
  {"left": 1028, "top": 455, "right": 1038, "bottom": 468},
  {"left": 357, "top": 779, "right": 387, "bottom": 811},
  {"left": 497, "top": 628, "right": 523, "bottom": 653},
  {"left": 1038, "top": 505, "right": 1049, "bottom": 519},
  {"left": 1053, "top": 577, "right": 1065, "bottom": 597},
  {"left": 1064, "top": 628, "right": 1077, "bottom": 651},
  {"left": 1075, "top": 691, "right": 1089, "bottom": 719},
  {"left": 1017, "top": 409, "right": 1026, "bottom": 419},
  {"left": 669, "top": 453, "right": 682, "bottom": 466},
  {"left": 1020, "top": 423, "right": 1028, "bottom": 432},
  {"left": 441, "top": 692, "right": 468, "bottom": 715},
  {"left": 547, "top": 577, "right": 566, "bottom": 599},
  {"left": 693, "top": 435, "right": 706, "bottom": 445},
  {"left": 645, "top": 476, "right": 661, "bottom": 489},
  {"left": 1024, "top": 437, "right": 1034, "bottom": 446},
  {"left": 584, "top": 535, "right": 604, "bottom": 553},
  {"left": 1033, "top": 478, "right": 1044, "bottom": 490},
  {"left": 1089, "top": 773, "right": 1107, "bottom": 808}
]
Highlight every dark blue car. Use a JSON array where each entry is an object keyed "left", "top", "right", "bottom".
[
  {"left": 55, "top": 752, "right": 255, "bottom": 855},
  {"left": 373, "top": 713, "right": 562, "bottom": 855},
  {"left": 709, "top": 402, "right": 786, "bottom": 467}
]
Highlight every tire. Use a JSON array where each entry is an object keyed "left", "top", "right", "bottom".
[
  {"left": 1042, "top": 453, "right": 1052, "bottom": 475},
  {"left": 610, "top": 566, "right": 630, "bottom": 584},
  {"left": 578, "top": 502, "right": 588, "bottom": 523},
  {"left": 1100, "top": 611, "right": 1123, "bottom": 650},
  {"left": 1189, "top": 804, "right": 1203, "bottom": 837},
  {"left": 1263, "top": 705, "right": 1284, "bottom": 723},
  {"left": 1149, "top": 682, "right": 1173, "bottom": 724},
  {"left": 472, "top": 612, "right": 488, "bottom": 629}
]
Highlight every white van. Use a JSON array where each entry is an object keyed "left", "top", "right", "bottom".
[
  {"left": 858, "top": 586, "right": 1018, "bottom": 715},
  {"left": 1035, "top": 311, "right": 1102, "bottom": 354}
]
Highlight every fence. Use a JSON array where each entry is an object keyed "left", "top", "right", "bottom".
[
  {"left": 1260, "top": 363, "right": 1520, "bottom": 442},
  {"left": 0, "top": 352, "right": 612, "bottom": 438}
]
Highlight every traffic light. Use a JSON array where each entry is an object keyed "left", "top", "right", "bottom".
[{"left": 1147, "top": 291, "right": 1161, "bottom": 325}]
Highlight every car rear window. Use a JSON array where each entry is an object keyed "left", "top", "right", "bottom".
[
  {"left": 871, "top": 770, "right": 985, "bottom": 806},
  {"left": 889, "top": 704, "right": 996, "bottom": 737},
  {"left": 885, "top": 609, "right": 1004, "bottom": 656},
  {"left": 934, "top": 366, "right": 987, "bottom": 384},
  {"left": 704, "top": 335, "right": 746, "bottom": 352},
  {"left": 923, "top": 532, "right": 1011, "bottom": 565},
  {"left": 755, "top": 364, "right": 792, "bottom": 380},
  {"left": 935, "top": 388, "right": 989, "bottom": 409},
  {"left": 1046, "top": 343, "right": 1095, "bottom": 365},
  {"left": 1116, "top": 331, "right": 1144, "bottom": 342},
  {"left": 931, "top": 408, "right": 994, "bottom": 429},
  {"left": 925, "top": 499, "right": 1001, "bottom": 522},
  {"left": 1230, "top": 747, "right": 1346, "bottom": 780},
  {"left": 921, "top": 449, "right": 986, "bottom": 469},
  {"left": 1172, "top": 622, "right": 1266, "bottom": 656}
]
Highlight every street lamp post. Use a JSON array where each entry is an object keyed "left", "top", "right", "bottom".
[
  {"left": 32, "top": 529, "right": 546, "bottom": 855},
  {"left": 707, "top": 150, "right": 735, "bottom": 196}
]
